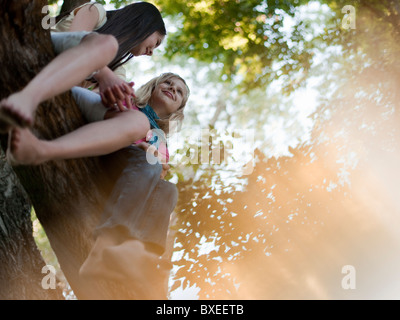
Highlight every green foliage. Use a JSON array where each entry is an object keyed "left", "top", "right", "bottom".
[
  {"left": 31, "top": 209, "right": 56, "bottom": 267},
  {"left": 154, "top": 0, "right": 315, "bottom": 93},
  {"left": 31, "top": 209, "right": 75, "bottom": 299},
  {"left": 166, "top": 0, "right": 400, "bottom": 299}
]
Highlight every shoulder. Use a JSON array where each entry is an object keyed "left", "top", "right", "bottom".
[
  {"left": 54, "top": 2, "right": 107, "bottom": 32},
  {"left": 72, "top": 2, "right": 104, "bottom": 15},
  {"left": 73, "top": 2, "right": 107, "bottom": 29}
]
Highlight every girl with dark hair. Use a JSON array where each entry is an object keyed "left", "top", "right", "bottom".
[
  {"left": 95, "top": 2, "right": 167, "bottom": 73},
  {"left": 0, "top": 1, "right": 166, "bottom": 132}
]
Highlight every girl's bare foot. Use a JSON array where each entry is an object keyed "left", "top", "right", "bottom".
[
  {"left": 7, "top": 128, "right": 48, "bottom": 166},
  {"left": 0, "top": 92, "right": 37, "bottom": 133}
]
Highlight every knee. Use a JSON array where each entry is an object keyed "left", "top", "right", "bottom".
[
  {"left": 99, "top": 34, "right": 119, "bottom": 60},
  {"left": 141, "top": 162, "right": 163, "bottom": 182},
  {"left": 126, "top": 111, "right": 151, "bottom": 142},
  {"left": 115, "top": 110, "right": 150, "bottom": 145},
  {"left": 84, "top": 33, "right": 119, "bottom": 60}
]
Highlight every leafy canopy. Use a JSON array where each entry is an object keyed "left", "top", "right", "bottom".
[{"left": 154, "top": 0, "right": 313, "bottom": 92}]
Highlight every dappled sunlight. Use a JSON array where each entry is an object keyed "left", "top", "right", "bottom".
[
  {"left": 170, "top": 126, "right": 400, "bottom": 299},
  {"left": 168, "top": 1, "right": 400, "bottom": 298}
]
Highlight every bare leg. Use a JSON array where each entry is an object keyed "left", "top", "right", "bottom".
[
  {"left": 7, "top": 110, "right": 150, "bottom": 166},
  {"left": 0, "top": 33, "right": 118, "bottom": 131}
]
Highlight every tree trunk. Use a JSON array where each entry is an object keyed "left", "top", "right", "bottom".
[
  {"left": 0, "top": 0, "right": 135, "bottom": 299},
  {"left": 0, "top": 149, "right": 64, "bottom": 300}
]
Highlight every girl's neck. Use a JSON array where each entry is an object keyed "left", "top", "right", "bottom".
[{"left": 147, "top": 103, "right": 167, "bottom": 119}]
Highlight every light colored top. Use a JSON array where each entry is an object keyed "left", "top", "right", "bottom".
[
  {"left": 52, "top": 2, "right": 126, "bottom": 81},
  {"left": 52, "top": 2, "right": 107, "bottom": 32}
]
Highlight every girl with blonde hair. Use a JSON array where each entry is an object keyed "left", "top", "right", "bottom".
[
  {"left": 8, "top": 73, "right": 190, "bottom": 299},
  {"left": 7, "top": 72, "right": 189, "bottom": 166}
]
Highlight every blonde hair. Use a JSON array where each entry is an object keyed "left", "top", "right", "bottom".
[{"left": 134, "top": 73, "right": 190, "bottom": 135}]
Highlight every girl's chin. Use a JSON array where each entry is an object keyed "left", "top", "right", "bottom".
[{"left": 130, "top": 50, "right": 141, "bottom": 56}]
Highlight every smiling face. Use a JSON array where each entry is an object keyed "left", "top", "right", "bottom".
[
  {"left": 130, "top": 31, "right": 165, "bottom": 57},
  {"left": 149, "top": 77, "right": 189, "bottom": 119}
]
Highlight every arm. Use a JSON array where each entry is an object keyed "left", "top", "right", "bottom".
[{"left": 93, "top": 67, "right": 135, "bottom": 110}]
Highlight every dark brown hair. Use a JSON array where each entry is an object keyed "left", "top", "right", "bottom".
[
  {"left": 58, "top": 2, "right": 166, "bottom": 72},
  {"left": 96, "top": 2, "right": 166, "bottom": 72}
]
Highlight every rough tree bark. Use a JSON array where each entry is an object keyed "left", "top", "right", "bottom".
[
  {"left": 0, "top": 149, "right": 64, "bottom": 300},
  {"left": 0, "top": 0, "right": 136, "bottom": 299}
]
